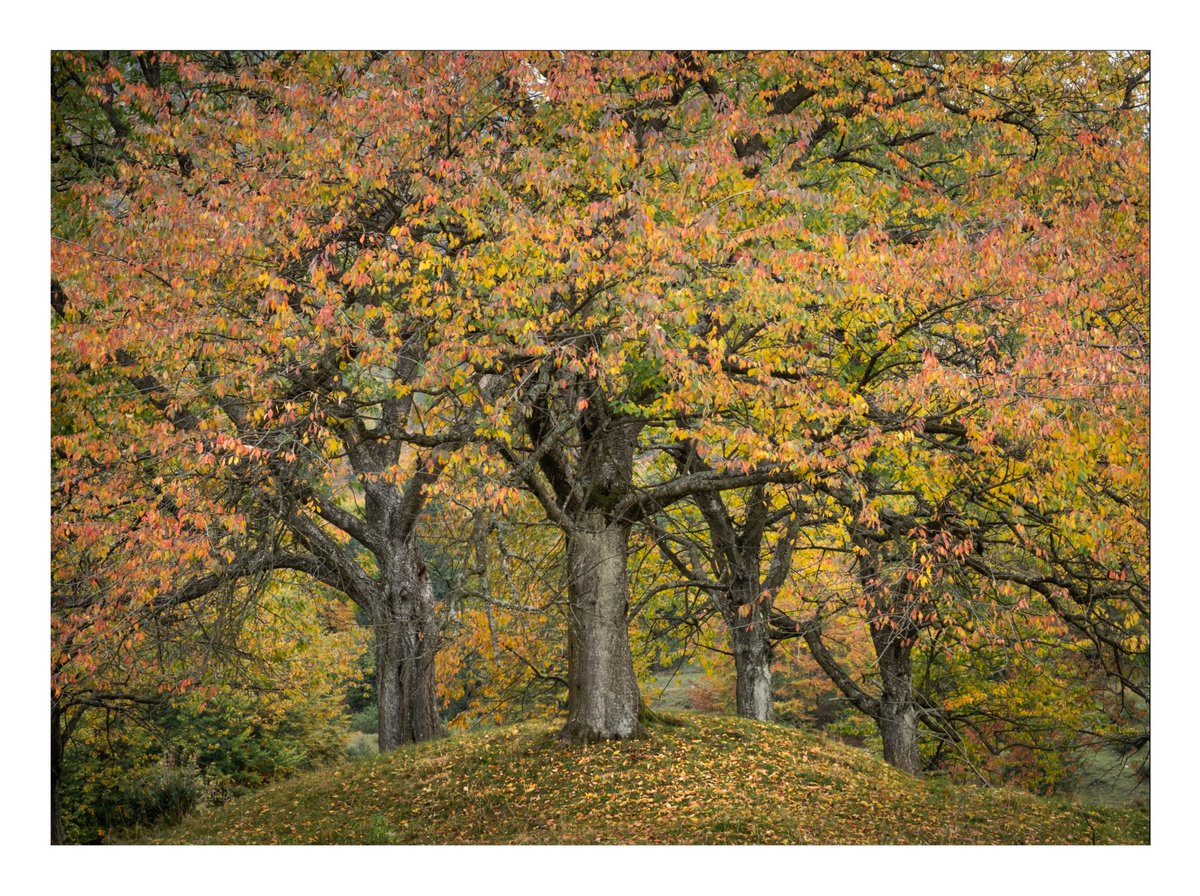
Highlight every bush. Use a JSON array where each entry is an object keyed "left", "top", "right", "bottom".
[
  {"left": 61, "top": 687, "right": 355, "bottom": 841},
  {"left": 61, "top": 742, "right": 203, "bottom": 842},
  {"left": 124, "top": 762, "right": 202, "bottom": 829},
  {"left": 349, "top": 705, "right": 378, "bottom": 734},
  {"left": 345, "top": 732, "right": 379, "bottom": 760}
]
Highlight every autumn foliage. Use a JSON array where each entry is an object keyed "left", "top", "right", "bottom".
[{"left": 52, "top": 50, "right": 1148, "bottom": 842}]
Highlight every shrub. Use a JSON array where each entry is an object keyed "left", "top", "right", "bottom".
[
  {"left": 349, "top": 705, "right": 378, "bottom": 734},
  {"left": 124, "top": 761, "right": 202, "bottom": 829},
  {"left": 345, "top": 732, "right": 379, "bottom": 760}
]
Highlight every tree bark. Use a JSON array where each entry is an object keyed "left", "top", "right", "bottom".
[
  {"left": 523, "top": 396, "right": 646, "bottom": 744},
  {"left": 560, "top": 515, "right": 645, "bottom": 742},
  {"left": 872, "top": 623, "right": 921, "bottom": 775},
  {"left": 855, "top": 530, "right": 923, "bottom": 775},
  {"left": 373, "top": 538, "right": 443, "bottom": 751},
  {"left": 730, "top": 598, "right": 774, "bottom": 722},
  {"left": 688, "top": 481, "right": 780, "bottom": 723}
]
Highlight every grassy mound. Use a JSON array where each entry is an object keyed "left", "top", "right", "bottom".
[{"left": 128, "top": 713, "right": 1148, "bottom": 845}]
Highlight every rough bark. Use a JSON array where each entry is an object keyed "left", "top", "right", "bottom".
[
  {"left": 730, "top": 597, "right": 774, "bottom": 722},
  {"left": 860, "top": 531, "right": 923, "bottom": 775},
  {"left": 522, "top": 395, "right": 647, "bottom": 744},
  {"left": 560, "top": 515, "right": 645, "bottom": 742},
  {"left": 687, "top": 480, "right": 782, "bottom": 723},
  {"left": 339, "top": 395, "right": 449, "bottom": 752},
  {"left": 871, "top": 621, "right": 922, "bottom": 775},
  {"left": 373, "top": 537, "right": 443, "bottom": 751}
]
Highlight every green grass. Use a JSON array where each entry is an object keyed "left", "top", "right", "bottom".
[
  {"left": 644, "top": 664, "right": 706, "bottom": 710},
  {"left": 123, "top": 713, "right": 1148, "bottom": 845}
]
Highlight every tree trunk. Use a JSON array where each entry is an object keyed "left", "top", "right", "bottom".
[
  {"left": 560, "top": 515, "right": 645, "bottom": 742},
  {"left": 687, "top": 482, "right": 781, "bottom": 723},
  {"left": 374, "top": 538, "right": 443, "bottom": 752},
  {"left": 731, "top": 599, "right": 774, "bottom": 722},
  {"left": 873, "top": 628, "right": 921, "bottom": 775},
  {"left": 856, "top": 534, "right": 922, "bottom": 775},
  {"left": 51, "top": 703, "right": 65, "bottom": 845}
]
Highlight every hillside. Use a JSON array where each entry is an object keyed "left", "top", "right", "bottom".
[{"left": 127, "top": 713, "right": 1149, "bottom": 845}]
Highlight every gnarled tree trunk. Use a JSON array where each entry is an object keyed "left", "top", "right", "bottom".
[
  {"left": 859, "top": 532, "right": 923, "bottom": 775},
  {"left": 688, "top": 482, "right": 787, "bottom": 724},
  {"left": 374, "top": 538, "right": 443, "bottom": 751},
  {"left": 730, "top": 595, "right": 774, "bottom": 722},
  {"left": 561, "top": 514, "right": 645, "bottom": 742},
  {"left": 871, "top": 619, "right": 921, "bottom": 775}
]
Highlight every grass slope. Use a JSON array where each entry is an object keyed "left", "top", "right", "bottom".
[{"left": 130, "top": 713, "right": 1148, "bottom": 845}]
